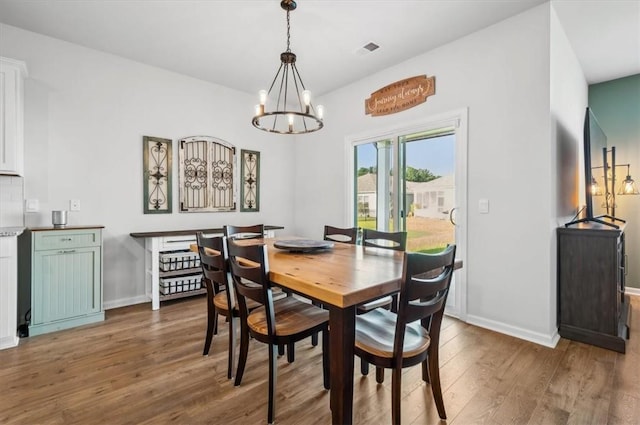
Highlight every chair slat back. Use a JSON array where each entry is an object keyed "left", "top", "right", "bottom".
[
  {"left": 224, "top": 224, "right": 265, "bottom": 240},
  {"left": 197, "top": 232, "right": 235, "bottom": 309},
  {"left": 197, "top": 233, "right": 226, "bottom": 291},
  {"left": 362, "top": 228, "right": 407, "bottom": 251},
  {"left": 394, "top": 245, "right": 457, "bottom": 353},
  {"left": 323, "top": 225, "right": 358, "bottom": 244},
  {"left": 226, "top": 238, "right": 277, "bottom": 334}
]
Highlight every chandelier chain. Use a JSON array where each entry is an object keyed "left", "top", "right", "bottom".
[{"left": 286, "top": 9, "right": 291, "bottom": 52}]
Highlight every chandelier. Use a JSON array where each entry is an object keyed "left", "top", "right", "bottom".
[{"left": 252, "top": 0, "right": 324, "bottom": 135}]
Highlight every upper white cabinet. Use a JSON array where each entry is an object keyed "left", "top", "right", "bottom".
[{"left": 0, "top": 57, "right": 28, "bottom": 176}]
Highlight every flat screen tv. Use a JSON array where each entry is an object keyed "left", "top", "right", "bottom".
[
  {"left": 584, "top": 107, "right": 608, "bottom": 220},
  {"left": 567, "top": 107, "right": 624, "bottom": 228}
]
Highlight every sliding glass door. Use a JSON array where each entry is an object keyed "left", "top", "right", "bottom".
[{"left": 350, "top": 111, "right": 466, "bottom": 317}]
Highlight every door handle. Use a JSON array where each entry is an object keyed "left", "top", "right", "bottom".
[{"left": 449, "top": 207, "right": 457, "bottom": 226}]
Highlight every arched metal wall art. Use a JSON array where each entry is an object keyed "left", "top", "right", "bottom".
[
  {"left": 178, "top": 136, "right": 236, "bottom": 212},
  {"left": 143, "top": 136, "right": 172, "bottom": 214}
]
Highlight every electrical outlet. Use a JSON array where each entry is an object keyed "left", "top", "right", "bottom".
[{"left": 70, "top": 199, "right": 81, "bottom": 211}]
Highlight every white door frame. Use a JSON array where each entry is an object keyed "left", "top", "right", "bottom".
[{"left": 344, "top": 108, "right": 468, "bottom": 320}]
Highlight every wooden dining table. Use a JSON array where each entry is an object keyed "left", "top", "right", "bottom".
[
  {"left": 193, "top": 236, "right": 461, "bottom": 424},
  {"left": 264, "top": 238, "right": 405, "bottom": 424}
]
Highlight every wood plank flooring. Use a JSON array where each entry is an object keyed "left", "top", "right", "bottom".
[{"left": 1, "top": 295, "right": 638, "bottom": 424}]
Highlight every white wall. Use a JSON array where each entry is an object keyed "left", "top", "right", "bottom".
[
  {"left": 293, "top": 4, "right": 565, "bottom": 346},
  {"left": 0, "top": 24, "right": 296, "bottom": 308},
  {"left": 549, "top": 5, "right": 589, "bottom": 338}
]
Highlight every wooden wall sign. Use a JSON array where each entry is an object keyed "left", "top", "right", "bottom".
[{"left": 365, "top": 75, "right": 435, "bottom": 117}]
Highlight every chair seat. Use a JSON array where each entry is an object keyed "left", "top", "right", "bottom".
[
  {"left": 247, "top": 297, "right": 329, "bottom": 337},
  {"left": 355, "top": 308, "right": 430, "bottom": 358}
]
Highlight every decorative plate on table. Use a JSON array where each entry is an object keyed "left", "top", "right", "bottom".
[{"left": 273, "top": 239, "right": 334, "bottom": 252}]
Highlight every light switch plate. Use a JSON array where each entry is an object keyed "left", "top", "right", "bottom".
[
  {"left": 70, "top": 199, "right": 81, "bottom": 211},
  {"left": 479, "top": 198, "right": 489, "bottom": 214},
  {"left": 25, "top": 199, "right": 39, "bottom": 213}
]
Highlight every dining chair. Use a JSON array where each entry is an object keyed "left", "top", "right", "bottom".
[
  {"left": 361, "top": 228, "right": 407, "bottom": 251},
  {"left": 312, "top": 225, "right": 360, "bottom": 346},
  {"left": 223, "top": 223, "right": 264, "bottom": 240},
  {"left": 323, "top": 225, "right": 359, "bottom": 244},
  {"left": 223, "top": 224, "right": 294, "bottom": 359},
  {"left": 359, "top": 228, "right": 407, "bottom": 312},
  {"left": 355, "top": 244, "right": 456, "bottom": 425},
  {"left": 197, "top": 232, "right": 267, "bottom": 379},
  {"left": 227, "top": 237, "right": 330, "bottom": 424},
  {"left": 359, "top": 228, "right": 408, "bottom": 380}
]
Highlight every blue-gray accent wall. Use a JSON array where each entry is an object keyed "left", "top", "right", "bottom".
[{"left": 590, "top": 74, "right": 640, "bottom": 288}]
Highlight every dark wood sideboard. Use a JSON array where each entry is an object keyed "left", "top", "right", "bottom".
[{"left": 557, "top": 221, "right": 630, "bottom": 353}]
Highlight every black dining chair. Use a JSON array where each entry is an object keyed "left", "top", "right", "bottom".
[
  {"left": 359, "top": 228, "right": 408, "bottom": 381},
  {"left": 360, "top": 228, "right": 407, "bottom": 313},
  {"left": 355, "top": 244, "right": 456, "bottom": 425},
  {"left": 223, "top": 224, "right": 293, "bottom": 359},
  {"left": 227, "top": 237, "right": 330, "bottom": 424},
  {"left": 323, "top": 225, "right": 359, "bottom": 244},
  {"left": 223, "top": 224, "right": 264, "bottom": 240},
  {"left": 361, "top": 228, "right": 407, "bottom": 252},
  {"left": 197, "top": 232, "right": 259, "bottom": 379}
]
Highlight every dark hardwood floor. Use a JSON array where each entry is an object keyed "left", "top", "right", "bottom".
[{"left": 1, "top": 295, "right": 638, "bottom": 424}]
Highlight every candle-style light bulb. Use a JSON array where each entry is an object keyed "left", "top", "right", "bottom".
[
  {"left": 317, "top": 105, "right": 324, "bottom": 120},
  {"left": 259, "top": 90, "right": 267, "bottom": 105},
  {"left": 255, "top": 104, "right": 262, "bottom": 116},
  {"left": 288, "top": 114, "right": 294, "bottom": 133},
  {"left": 302, "top": 90, "right": 311, "bottom": 114}
]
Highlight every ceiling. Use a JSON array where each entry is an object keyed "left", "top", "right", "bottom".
[{"left": 0, "top": 1, "right": 638, "bottom": 97}]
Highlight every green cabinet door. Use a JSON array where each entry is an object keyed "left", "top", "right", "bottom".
[{"left": 32, "top": 247, "right": 101, "bottom": 325}]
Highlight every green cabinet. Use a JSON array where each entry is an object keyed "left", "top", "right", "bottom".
[{"left": 19, "top": 226, "right": 104, "bottom": 336}]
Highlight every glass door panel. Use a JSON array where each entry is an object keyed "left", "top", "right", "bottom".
[
  {"left": 399, "top": 132, "right": 455, "bottom": 253},
  {"left": 354, "top": 140, "right": 393, "bottom": 232}
]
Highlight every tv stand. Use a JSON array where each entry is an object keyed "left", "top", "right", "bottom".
[
  {"left": 564, "top": 214, "right": 625, "bottom": 229},
  {"left": 557, "top": 222, "right": 629, "bottom": 353}
]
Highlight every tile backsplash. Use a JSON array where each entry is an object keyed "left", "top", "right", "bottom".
[{"left": 0, "top": 176, "right": 24, "bottom": 227}]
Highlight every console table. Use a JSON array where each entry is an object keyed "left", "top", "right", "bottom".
[{"left": 130, "top": 226, "right": 283, "bottom": 310}]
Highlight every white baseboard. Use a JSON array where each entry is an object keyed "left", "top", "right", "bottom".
[
  {"left": 104, "top": 295, "right": 150, "bottom": 310},
  {"left": 466, "top": 314, "right": 560, "bottom": 348},
  {"left": 0, "top": 335, "right": 19, "bottom": 350},
  {"left": 625, "top": 287, "right": 640, "bottom": 297}
]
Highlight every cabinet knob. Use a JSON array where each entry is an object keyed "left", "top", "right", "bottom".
[
  {"left": 58, "top": 249, "right": 76, "bottom": 254},
  {"left": 61, "top": 238, "right": 73, "bottom": 241}
]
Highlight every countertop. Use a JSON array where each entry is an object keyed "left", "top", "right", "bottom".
[
  {"left": 26, "top": 225, "right": 105, "bottom": 232},
  {"left": 0, "top": 226, "right": 25, "bottom": 237}
]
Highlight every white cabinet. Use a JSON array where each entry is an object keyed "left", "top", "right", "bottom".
[
  {"left": 0, "top": 236, "right": 19, "bottom": 349},
  {"left": 0, "top": 57, "right": 28, "bottom": 176}
]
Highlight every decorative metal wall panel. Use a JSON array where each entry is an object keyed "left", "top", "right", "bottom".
[
  {"left": 240, "top": 150, "right": 260, "bottom": 212},
  {"left": 143, "top": 136, "right": 172, "bottom": 214},
  {"left": 179, "top": 136, "right": 236, "bottom": 212}
]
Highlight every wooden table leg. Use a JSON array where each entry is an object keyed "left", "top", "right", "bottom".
[{"left": 329, "top": 305, "right": 356, "bottom": 425}]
